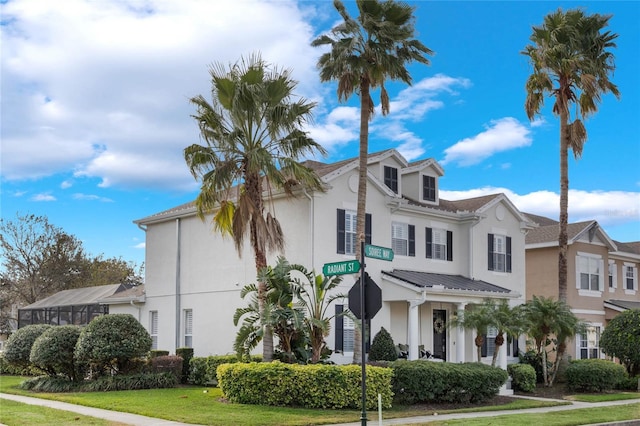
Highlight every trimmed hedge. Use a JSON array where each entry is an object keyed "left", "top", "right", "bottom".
[
  {"left": 188, "top": 354, "right": 262, "bottom": 386},
  {"left": 369, "top": 327, "right": 398, "bottom": 362},
  {"left": 176, "top": 347, "right": 194, "bottom": 384},
  {"left": 151, "top": 355, "right": 183, "bottom": 381},
  {"left": 507, "top": 363, "right": 536, "bottom": 392},
  {"left": 217, "top": 362, "right": 393, "bottom": 409},
  {"left": 29, "top": 325, "right": 83, "bottom": 381},
  {"left": 3, "top": 324, "right": 52, "bottom": 368},
  {"left": 19, "top": 372, "right": 177, "bottom": 392},
  {"left": 566, "top": 359, "right": 627, "bottom": 392},
  {"left": 391, "top": 361, "right": 508, "bottom": 404}
]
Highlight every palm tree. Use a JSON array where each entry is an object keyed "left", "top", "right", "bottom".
[
  {"left": 449, "top": 300, "right": 495, "bottom": 362},
  {"left": 185, "top": 54, "right": 326, "bottom": 361},
  {"left": 489, "top": 300, "right": 526, "bottom": 368},
  {"left": 523, "top": 295, "right": 585, "bottom": 386},
  {"left": 312, "top": 0, "right": 433, "bottom": 362},
  {"left": 522, "top": 9, "right": 619, "bottom": 302}
]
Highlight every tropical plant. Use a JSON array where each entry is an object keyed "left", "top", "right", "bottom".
[
  {"left": 185, "top": 54, "right": 326, "bottom": 362},
  {"left": 312, "top": 0, "right": 432, "bottom": 362},
  {"left": 522, "top": 295, "right": 585, "bottom": 386},
  {"left": 522, "top": 8, "right": 619, "bottom": 302},
  {"left": 488, "top": 299, "right": 526, "bottom": 367},
  {"left": 449, "top": 300, "right": 495, "bottom": 362},
  {"left": 289, "top": 264, "right": 344, "bottom": 363},
  {"left": 600, "top": 309, "right": 640, "bottom": 377}
]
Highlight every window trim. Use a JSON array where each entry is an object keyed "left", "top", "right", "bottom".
[
  {"left": 150, "top": 311, "right": 159, "bottom": 350},
  {"left": 608, "top": 260, "right": 617, "bottom": 292},
  {"left": 337, "top": 209, "right": 371, "bottom": 254},
  {"left": 426, "top": 227, "right": 453, "bottom": 261},
  {"left": 392, "top": 222, "right": 415, "bottom": 257},
  {"left": 422, "top": 174, "right": 436, "bottom": 202},
  {"left": 576, "top": 252, "right": 604, "bottom": 295},
  {"left": 183, "top": 309, "right": 193, "bottom": 348},
  {"left": 577, "top": 324, "right": 602, "bottom": 360},
  {"left": 488, "top": 233, "right": 511, "bottom": 273},
  {"left": 624, "top": 263, "right": 638, "bottom": 295},
  {"left": 383, "top": 165, "right": 399, "bottom": 194}
]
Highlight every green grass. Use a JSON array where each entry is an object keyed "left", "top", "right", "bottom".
[
  {"left": 568, "top": 391, "right": 640, "bottom": 402},
  {"left": 1, "top": 375, "right": 637, "bottom": 426},
  {"left": 0, "top": 398, "right": 129, "bottom": 426}
]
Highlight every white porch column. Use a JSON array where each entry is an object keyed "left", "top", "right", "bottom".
[
  {"left": 408, "top": 300, "right": 422, "bottom": 360},
  {"left": 498, "top": 340, "right": 513, "bottom": 395},
  {"left": 455, "top": 302, "right": 467, "bottom": 363}
]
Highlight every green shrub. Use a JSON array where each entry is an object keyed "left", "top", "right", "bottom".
[
  {"left": 75, "top": 314, "right": 152, "bottom": 376},
  {"left": 188, "top": 354, "right": 261, "bottom": 386},
  {"left": 368, "top": 327, "right": 398, "bottom": 362},
  {"left": 29, "top": 325, "right": 84, "bottom": 381},
  {"left": 3, "top": 325, "right": 52, "bottom": 368},
  {"left": 148, "top": 350, "right": 170, "bottom": 358},
  {"left": 19, "top": 376, "right": 77, "bottom": 393},
  {"left": 600, "top": 309, "right": 640, "bottom": 377},
  {"left": 616, "top": 376, "right": 640, "bottom": 391},
  {"left": 176, "top": 347, "right": 193, "bottom": 384},
  {"left": 0, "top": 354, "right": 38, "bottom": 375},
  {"left": 507, "top": 363, "right": 536, "bottom": 392},
  {"left": 151, "top": 355, "right": 183, "bottom": 381},
  {"left": 566, "top": 359, "right": 627, "bottom": 392},
  {"left": 391, "top": 361, "right": 508, "bottom": 404},
  {"left": 519, "top": 349, "right": 545, "bottom": 383},
  {"left": 217, "top": 362, "right": 393, "bottom": 409},
  {"left": 19, "top": 372, "right": 177, "bottom": 392}
]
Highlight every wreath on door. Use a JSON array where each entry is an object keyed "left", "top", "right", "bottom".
[{"left": 433, "top": 318, "right": 445, "bottom": 334}]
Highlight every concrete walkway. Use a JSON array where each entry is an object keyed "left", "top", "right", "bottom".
[{"left": 1, "top": 392, "right": 639, "bottom": 426}]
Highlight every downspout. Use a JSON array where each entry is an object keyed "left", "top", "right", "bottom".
[
  {"left": 303, "top": 188, "right": 315, "bottom": 269},
  {"left": 469, "top": 216, "right": 481, "bottom": 279},
  {"left": 130, "top": 300, "right": 141, "bottom": 322},
  {"left": 175, "top": 218, "right": 181, "bottom": 352}
]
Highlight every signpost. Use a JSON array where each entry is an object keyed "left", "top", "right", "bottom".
[
  {"left": 322, "top": 260, "right": 360, "bottom": 276},
  {"left": 364, "top": 244, "right": 394, "bottom": 261}
]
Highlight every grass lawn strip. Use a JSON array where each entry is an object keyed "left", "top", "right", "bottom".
[{"left": 0, "top": 398, "right": 129, "bottom": 426}]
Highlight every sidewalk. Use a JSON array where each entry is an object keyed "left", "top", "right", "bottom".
[{"left": 0, "top": 393, "right": 200, "bottom": 426}]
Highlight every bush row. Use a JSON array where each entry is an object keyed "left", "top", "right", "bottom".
[
  {"left": 391, "top": 361, "right": 508, "bottom": 404},
  {"left": 566, "top": 359, "right": 628, "bottom": 392},
  {"left": 217, "top": 361, "right": 393, "bottom": 409},
  {"left": 188, "top": 354, "right": 262, "bottom": 386},
  {"left": 19, "top": 372, "right": 177, "bottom": 392}
]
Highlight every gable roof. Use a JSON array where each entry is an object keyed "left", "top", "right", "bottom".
[
  {"left": 604, "top": 299, "right": 640, "bottom": 312},
  {"left": 613, "top": 240, "right": 640, "bottom": 255},
  {"left": 524, "top": 212, "right": 558, "bottom": 227},
  {"left": 382, "top": 270, "right": 512, "bottom": 294},
  {"left": 526, "top": 220, "right": 617, "bottom": 250},
  {"left": 21, "top": 284, "right": 128, "bottom": 309}
]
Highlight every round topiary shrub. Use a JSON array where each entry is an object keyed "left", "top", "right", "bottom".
[
  {"left": 30, "top": 325, "right": 84, "bottom": 381},
  {"left": 368, "top": 327, "right": 398, "bottom": 362},
  {"left": 3, "top": 324, "right": 52, "bottom": 368},
  {"left": 75, "top": 314, "right": 152, "bottom": 376},
  {"left": 566, "top": 359, "right": 627, "bottom": 392}
]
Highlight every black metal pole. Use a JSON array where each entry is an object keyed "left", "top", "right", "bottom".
[{"left": 360, "top": 240, "right": 367, "bottom": 426}]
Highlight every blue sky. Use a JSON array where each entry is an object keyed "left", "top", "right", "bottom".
[{"left": 1, "top": 0, "right": 639, "bottom": 269}]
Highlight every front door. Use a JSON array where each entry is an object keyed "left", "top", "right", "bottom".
[{"left": 433, "top": 309, "right": 447, "bottom": 360}]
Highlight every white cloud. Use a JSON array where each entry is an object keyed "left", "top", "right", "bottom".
[
  {"left": 440, "top": 187, "right": 640, "bottom": 229},
  {"left": 441, "top": 117, "right": 532, "bottom": 166},
  {"left": 133, "top": 242, "right": 146, "bottom": 250},
  {"left": 72, "top": 193, "right": 114, "bottom": 202},
  {"left": 31, "top": 193, "right": 56, "bottom": 202},
  {"left": 61, "top": 180, "right": 73, "bottom": 189}
]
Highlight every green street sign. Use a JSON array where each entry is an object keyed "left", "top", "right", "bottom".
[
  {"left": 364, "top": 244, "right": 394, "bottom": 261},
  {"left": 322, "top": 260, "right": 361, "bottom": 276}
]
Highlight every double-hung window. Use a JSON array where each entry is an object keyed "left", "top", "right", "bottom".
[
  {"left": 426, "top": 227, "right": 452, "bottom": 261},
  {"left": 577, "top": 254, "right": 603, "bottom": 292},
  {"left": 384, "top": 166, "right": 398, "bottom": 193},
  {"left": 337, "top": 209, "right": 371, "bottom": 254},
  {"left": 334, "top": 304, "right": 370, "bottom": 354},
  {"left": 150, "top": 311, "right": 158, "bottom": 350},
  {"left": 184, "top": 309, "right": 193, "bottom": 348},
  {"left": 625, "top": 264, "right": 638, "bottom": 292},
  {"left": 578, "top": 326, "right": 601, "bottom": 359},
  {"left": 488, "top": 234, "right": 511, "bottom": 273},
  {"left": 392, "top": 222, "right": 415, "bottom": 256},
  {"left": 608, "top": 261, "right": 617, "bottom": 291},
  {"left": 423, "top": 175, "right": 436, "bottom": 202}
]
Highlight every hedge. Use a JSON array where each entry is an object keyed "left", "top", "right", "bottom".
[
  {"left": 188, "top": 354, "right": 261, "bottom": 386},
  {"left": 3, "top": 324, "right": 52, "bottom": 368},
  {"left": 391, "top": 361, "right": 508, "bottom": 404},
  {"left": 566, "top": 359, "right": 627, "bottom": 392},
  {"left": 217, "top": 362, "right": 393, "bottom": 409},
  {"left": 29, "top": 325, "right": 83, "bottom": 381},
  {"left": 507, "top": 363, "right": 536, "bottom": 392},
  {"left": 19, "top": 372, "right": 177, "bottom": 392}
]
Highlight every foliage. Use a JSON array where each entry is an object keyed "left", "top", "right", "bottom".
[
  {"left": 522, "top": 295, "right": 585, "bottom": 386},
  {"left": 391, "top": 361, "right": 508, "bottom": 405},
  {"left": 519, "top": 349, "right": 546, "bottom": 383},
  {"left": 616, "top": 376, "right": 640, "bottom": 391},
  {"left": 566, "top": 359, "right": 627, "bottom": 392},
  {"left": 176, "top": 347, "right": 194, "bottom": 383},
  {"left": 29, "top": 325, "right": 84, "bottom": 381},
  {"left": 184, "top": 53, "right": 326, "bottom": 362},
  {"left": 449, "top": 300, "right": 494, "bottom": 362},
  {"left": 75, "top": 314, "right": 152, "bottom": 376},
  {"left": 507, "top": 363, "right": 537, "bottom": 392},
  {"left": 19, "top": 372, "right": 177, "bottom": 392},
  {"left": 217, "top": 361, "right": 393, "bottom": 409},
  {"left": 3, "top": 324, "right": 52, "bottom": 367},
  {"left": 368, "top": 327, "right": 398, "bottom": 362},
  {"left": 600, "top": 309, "right": 640, "bottom": 377},
  {"left": 188, "top": 354, "right": 262, "bottom": 386},
  {"left": 522, "top": 9, "right": 619, "bottom": 303},
  {"left": 148, "top": 350, "right": 170, "bottom": 358},
  {"left": 150, "top": 355, "right": 183, "bottom": 381}
]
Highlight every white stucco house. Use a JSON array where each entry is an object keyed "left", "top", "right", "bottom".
[{"left": 132, "top": 149, "right": 534, "bottom": 370}]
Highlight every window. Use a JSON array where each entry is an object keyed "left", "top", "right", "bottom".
[
  {"left": 625, "top": 264, "right": 638, "bottom": 292},
  {"left": 423, "top": 175, "right": 436, "bottom": 202},
  {"left": 392, "top": 222, "right": 415, "bottom": 256},
  {"left": 608, "top": 261, "right": 617, "bottom": 291},
  {"left": 482, "top": 327, "right": 498, "bottom": 357},
  {"left": 577, "top": 255, "right": 603, "bottom": 292},
  {"left": 488, "top": 234, "right": 511, "bottom": 273},
  {"left": 578, "top": 326, "right": 601, "bottom": 359},
  {"left": 335, "top": 304, "right": 354, "bottom": 353},
  {"left": 337, "top": 210, "right": 371, "bottom": 254},
  {"left": 426, "top": 227, "right": 452, "bottom": 261},
  {"left": 184, "top": 309, "right": 193, "bottom": 348},
  {"left": 150, "top": 311, "right": 158, "bottom": 350},
  {"left": 384, "top": 166, "right": 398, "bottom": 193}
]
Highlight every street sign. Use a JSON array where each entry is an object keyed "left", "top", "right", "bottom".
[
  {"left": 348, "top": 273, "right": 382, "bottom": 320},
  {"left": 364, "top": 244, "right": 394, "bottom": 261},
  {"left": 322, "top": 259, "right": 361, "bottom": 276}
]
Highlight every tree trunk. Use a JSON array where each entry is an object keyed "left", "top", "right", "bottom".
[
  {"left": 549, "top": 340, "right": 567, "bottom": 386},
  {"left": 475, "top": 334, "right": 484, "bottom": 362},
  {"left": 558, "top": 96, "right": 570, "bottom": 303},
  {"left": 491, "top": 333, "right": 505, "bottom": 367},
  {"left": 353, "top": 77, "right": 371, "bottom": 364}
]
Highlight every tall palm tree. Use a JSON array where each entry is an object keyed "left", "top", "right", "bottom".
[
  {"left": 449, "top": 300, "right": 494, "bottom": 362},
  {"left": 489, "top": 299, "right": 526, "bottom": 368},
  {"left": 185, "top": 54, "right": 326, "bottom": 361},
  {"left": 312, "top": 0, "right": 433, "bottom": 362},
  {"left": 522, "top": 9, "right": 619, "bottom": 302}
]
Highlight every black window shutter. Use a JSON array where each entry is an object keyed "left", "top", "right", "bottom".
[
  {"left": 513, "top": 336, "right": 519, "bottom": 356},
  {"left": 446, "top": 230, "right": 453, "bottom": 261},
  {"left": 506, "top": 236, "right": 512, "bottom": 273},
  {"left": 426, "top": 227, "right": 433, "bottom": 258},
  {"left": 335, "top": 305, "right": 344, "bottom": 352},
  {"left": 488, "top": 233, "right": 494, "bottom": 271},
  {"left": 481, "top": 334, "right": 488, "bottom": 357},
  {"left": 365, "top": 214, "right": 372, "bottom": 245},
  {"left": 337, "top": 209, "right": 345, "bottom": 254},
  {"left": 408, "top": 225, "right": 415, "bottom": 257}
]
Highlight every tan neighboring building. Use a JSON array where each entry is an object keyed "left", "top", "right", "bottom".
[{"left": 525, "top": 214, "right": 640, "bottom": 360}]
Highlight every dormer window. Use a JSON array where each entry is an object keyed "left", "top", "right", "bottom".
[
  {"left": 384, "top": 166, "right": 398, "bottom": 193},
  {"left": 423, "top": 175, "right": 436, "bottom": 202}
]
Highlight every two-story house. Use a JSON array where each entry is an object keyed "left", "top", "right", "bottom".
[
  {"left": 133, "top": 149, "right": 533, "bottom": 368},
  {"left": 524, "top": 215, "right": 639, "bottom": 361}
]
